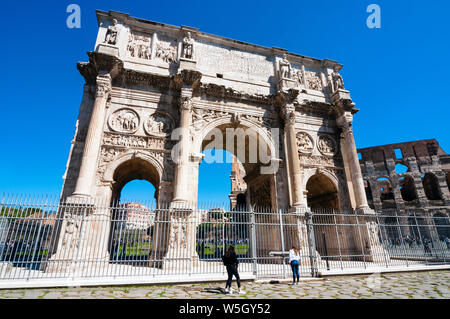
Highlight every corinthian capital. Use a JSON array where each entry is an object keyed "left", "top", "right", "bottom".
[
  {"left": 336, "top": 112, "right": 353, "bottom": 133},
  {"left": 95, "top": 75, "right": 112, "bottom": 98},
  {"left": 287, "top": 111, "right": 296, "bottom": 126},
  {"left": 280, "top": 108, "right": 296, "bottom": 126}
]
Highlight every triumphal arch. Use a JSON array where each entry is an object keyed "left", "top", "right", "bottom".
[{"left": 49, "top": 10, "right": 384, "bottom": 271}]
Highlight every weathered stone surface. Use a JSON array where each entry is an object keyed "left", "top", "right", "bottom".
[
  {"left": 358, "top": 139, "right": 450, "bottom": 245},
  {"left": 3, "top": 270, "right": 448, "bottom": 299},
  {"left": 52, "top": 9, "right": 385, "bottom": 272}
]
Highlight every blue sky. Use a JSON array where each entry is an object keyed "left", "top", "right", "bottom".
[{"left": 1, "top": 1, "right": 449, "bottom": 203}]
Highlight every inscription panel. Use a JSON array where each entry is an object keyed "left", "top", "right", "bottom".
[{"left": 195, "top": 39, "right": 274, "bottom": 81}]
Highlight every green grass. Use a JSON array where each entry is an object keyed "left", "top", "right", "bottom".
[
  {"left": 197, "top": 244, "right": 249, "bottom": 255},
  {"left": 111, "top": 243, "right": 250, "bottom": 258}
]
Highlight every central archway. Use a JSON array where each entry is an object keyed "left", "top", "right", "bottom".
[
  {"left": 195, "top": 119, "right": 277, "bottom": 210},
  {"left": 194, "top": 118, "right": 279, "bottom": 265}
]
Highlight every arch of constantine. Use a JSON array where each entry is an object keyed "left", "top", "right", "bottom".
[{"left": 48, "top": 10, "right": 385, "bottom": 272}]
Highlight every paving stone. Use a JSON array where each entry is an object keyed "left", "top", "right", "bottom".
[{"left": 1, "top": 270, "right": 449, "bottom": 299}]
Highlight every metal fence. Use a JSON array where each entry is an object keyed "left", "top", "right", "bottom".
[{"left": 0, "top": 194, "right": 449, "bottom": 285}]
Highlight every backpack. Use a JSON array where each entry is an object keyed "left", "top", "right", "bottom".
[{"left": 221, "top": 254, "right": 227, "bottom": 266}]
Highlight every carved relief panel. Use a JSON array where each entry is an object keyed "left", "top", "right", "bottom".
[
  {"left": 296, "top": 132, "right": 314, "bottom": 154},
  {"left": 288, "top": 62, "right": 305, "bottom": 87},
  {"left": 144, "top": 112, "right": 174, "bottom": 137},
  {"left": 168, "top": 218, "right": 187, "bottom": 250},
  {"left": 97, "top": 146, "right": 121, "bottom": 179},
  {"left": 127, "top": 31, "right": 152, "bottom": 60},
  {"left": 317, "top": 134, "right": 337, "bottom": 157},
  {"left": 108, "top": 108, "right": 140, "bottom": 134},
  {"left": 103, "top": 133, "right": 148, "bottom": 149},
  {"left": 154, "top": 34, "right": 178, "bottom": 64},
  {"left": 299, "top": 155, "right": 337, "bottom": 167},
  {"left": 305, "top": 68, "right": 323, "bottom": 91},
  {"left": 291, "top": 68, "right": 304, "bottom": 87},
  {"left": 61, "top": 214, "right": 83, "bottom": 251}
]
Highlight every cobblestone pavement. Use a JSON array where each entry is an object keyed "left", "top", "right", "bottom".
[{"left": 0, "top": 271, "right": 448, "bottom": 299}]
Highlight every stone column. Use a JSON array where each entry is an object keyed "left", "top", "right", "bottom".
[
  {"left": 336, "top": 112, "right": 369, "bottom": 210},
  {"left": 391, "top": 177, "right": 405, "bottom": 210},
  {"left": 436, "top": 171, "right": 450, "bottom": 204},
  {"left": 172, "top": 89, "right": 193, "bottom": 205},
  {"left": 282, "top": 107, "right": 306, "bottom": 208},
  {"left": 72, "top": 74, "right": 112, "bottom": 198},
  {"left": 369, "top": 176, "right": 383, "bottom": 211}
]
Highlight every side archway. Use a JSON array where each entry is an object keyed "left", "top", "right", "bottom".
[
  {"left": 105, "top": 152, "right": 163, "bottom": 265},
  {"left": 103, "top": 151, "right": 164, "bottom": 203},
  {"left": 305, "top": 173, "right": 340, "bottom": 209},
  {"left": 306, "top": 173, "right": 343, "bottom": 259},
  {"left": 111, "top": 157, "right": 161, "bottom": 202}
]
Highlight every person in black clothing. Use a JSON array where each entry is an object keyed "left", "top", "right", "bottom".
[{"left": 222, "top": 245, "right": 243, "bottom": 294}]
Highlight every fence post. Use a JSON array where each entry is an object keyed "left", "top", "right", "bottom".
[
  {"left": 278, "top": 209, "right": 286, "bottom": 279},
  {"left": 0, "top": 217, "right": 8, "bottom": 262},
  {"left": 394, "top": 209, "right": 409, "bottom": 267},
  {"left": 305, "top": 209, "right": 318, "bottom": 277},
  {"left": 28, "top": 210, "right": 44, "bottom": 279},
  {"left": 354, "top": 212, "right": 367, "bottom": 269},
  {"left": 250, "top": 208, "right": 257, "bottom": 277},
  {"left": 413, "top": 211, "right": 430, "bottom": 264},
  {"left": 375, "top": 212, "right": 390, "bottom": 268}
]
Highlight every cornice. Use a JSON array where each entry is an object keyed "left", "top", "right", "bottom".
[
  {"left": 77, "top": 52, "right": 355, "bottom": 115},
  {"left": 199, "top": 83, "right": 275, "bottom": 105},
  {"left": 77, "top": 51, "right": 123, "bottom": 84},
  {"left": 113, "top": 69, "right": 174, "bottom": 92},
  {"left": 297, "top": 100, "right": 335, "bottom": 118}
]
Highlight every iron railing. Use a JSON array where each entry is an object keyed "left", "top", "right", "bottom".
[{"left": 0, "top": 194, "right": 449, "bottom": 284}]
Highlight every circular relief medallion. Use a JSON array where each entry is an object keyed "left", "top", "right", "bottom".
[
  {"left": 317, "top": 134, "right": 337, "bottom": 156},
  {"left": 296, "top": 132, "right": 314, "bottom": 154},
  {"left": 108, "top": 108, "right": 139, "bottom": 134},
  {"left": 144, "top": 112, "right": 174, "bottom": 137}
]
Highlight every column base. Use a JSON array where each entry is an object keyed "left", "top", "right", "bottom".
[
  {"left": 291, "top": 204, "right": 308, "bottom": 215},
  {"left": 65, "top": 194, "right": 95, "bottom": 206},
  {"left": 45, "top": 254, "right": 110, "bottom": 274},
  {"left": 0, "top": 262, "right": 12, "bottom": 278},
  {"left": 170, "top": 200, "right": 193, "bottom": 209},
  {"left": 161, "top": 254, "right": 199, "bottom": 271},
  {"left": 356, "top": 206, "right": 376, "bottom": 215}
]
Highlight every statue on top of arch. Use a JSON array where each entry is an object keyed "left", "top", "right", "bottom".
[
  {"left": 104, "top": 19, "right": 119, "bottom": 45},
  {"left": 331, "top": 67, "right": 345, "bottom": 92},
  {"left": 279, "top": 53, "right": 292, "bottom": 79},
  {"left": 182, "top": 32, "right": 194, "bottom": 60}
]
